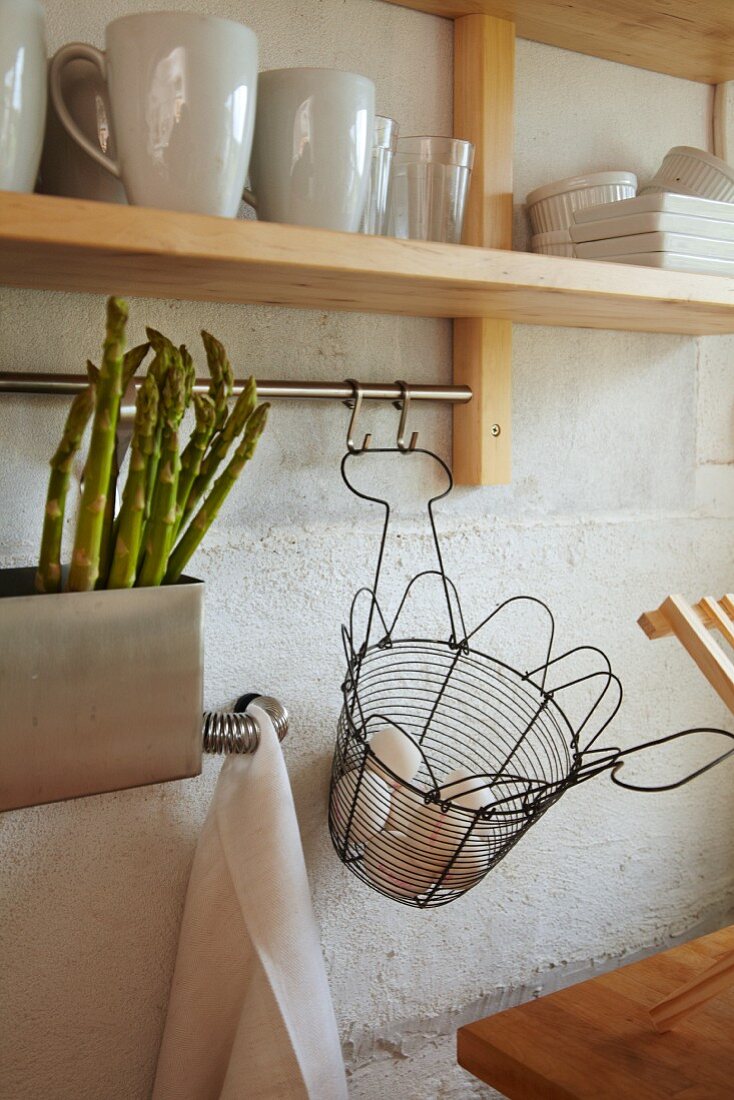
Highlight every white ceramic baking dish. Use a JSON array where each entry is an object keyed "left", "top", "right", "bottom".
[
  {"left": 571, "top": 212, "right": 734, "bottom": 244},
  {"left": 526, "top": 171, "right": 637, "bottom": 233},
  {"left": 599, "top": 252, "right": 734, "bottom": 276},
  {"left": 642, "top": 146, "right": 734, "bottom": 203},
  {"left": 573, "top": 192, "right": 734, "bottom": 225},
  {"left": 530, "top": 229, "right": 575, "bottom": 256},
  {"left": 575, "top": 231, "right": 734, "bottom": 260}
]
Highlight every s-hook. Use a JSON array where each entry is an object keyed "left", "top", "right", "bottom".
[
  {"left": 345, "top": 378, "right": 420, "bottom": 453},
  {"left": 394, "top": 380, "right": 418, "bottom": 453},
  {"left": 345, "top": 378, "right": 372, "bottom": 454}
]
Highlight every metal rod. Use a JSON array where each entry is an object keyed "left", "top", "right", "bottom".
[{"left": 0, "top": 372, "right": 472, "bottom": 404}]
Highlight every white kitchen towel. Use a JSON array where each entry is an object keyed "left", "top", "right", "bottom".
[{"left": 152, "top": 704, "right": 348, "bottom": 1100}]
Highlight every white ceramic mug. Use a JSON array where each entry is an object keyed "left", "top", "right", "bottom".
[
  {"left": 0, "top": 0, "right": 46, "bottom": 192},
  {"left": 38, "top": 58, "right": 126, "bottom": 204},
  {"left": 49, "top": 12, "right": 258, "bottom": 217},
  {"left": 249, "top": 68, "right": 375, "bottom": 231}
]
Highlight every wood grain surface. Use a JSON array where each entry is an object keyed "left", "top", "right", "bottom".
[
  {"left": 458, "top": 925, "right": 734, "bottom": 1099},
  {"left": 380, "top": 0, "right": 734, "bottom": 84}
]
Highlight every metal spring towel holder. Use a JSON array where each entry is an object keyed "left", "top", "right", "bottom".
[
  {"left": 203, "top": 694, "right": 289, "bottom": 754},
  {"left": 328, "top": 388, "right": 734, "bottom": 908}
]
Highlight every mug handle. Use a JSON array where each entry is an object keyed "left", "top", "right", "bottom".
[{"left": 49, "top": 43, "right": 122, "bottom": 179}]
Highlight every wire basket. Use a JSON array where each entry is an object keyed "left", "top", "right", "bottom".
[{"left": 329, "top": 445, "right": 734, "bottom": 909}]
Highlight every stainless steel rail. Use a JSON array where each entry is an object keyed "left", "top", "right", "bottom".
[{"left": 0, "top": 372, "right": 472, "bottom": 404}]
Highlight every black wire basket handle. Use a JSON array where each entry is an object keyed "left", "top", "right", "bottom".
[
  {"left": 606, "top": 727, "right": 734, "bottom": 792},
  {"left": 340, "top": 445, "right": 458, "bottom": 650}
]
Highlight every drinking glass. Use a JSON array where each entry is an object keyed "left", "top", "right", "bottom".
[
  {"left": 360, "top": 115, "right": 398, "bottom": 235},
  {"left": 389, "top": 136, "right": 474, "bottom": 244}
]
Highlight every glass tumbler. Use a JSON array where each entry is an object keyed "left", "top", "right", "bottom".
[
  {"left": 389, "top": 136, "right": 475, "bottom": 244},
  {"left": 360, "top": 115, "right": 398, "bottom": 235}
]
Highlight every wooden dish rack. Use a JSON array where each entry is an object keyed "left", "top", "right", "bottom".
[{"left": 639, "top": 591, "right": 734, "bottom": 1030}]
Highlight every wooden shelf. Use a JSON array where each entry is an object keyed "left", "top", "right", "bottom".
[
  {"left": 3, "top": 193, "right": 734, "bottom": 335},
  {"left": 4, "top": 10, "right": 729, "bottom": 490},
  {"left": 5, "top": 11, "right": 731, "bottom": 489},
  {"left": 382, "top": 1, "right": 734, "bottom": 84}
]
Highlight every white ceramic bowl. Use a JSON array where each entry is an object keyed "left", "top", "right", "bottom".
[
  {"left": 530, "top": 229, "right": 575, "bottom": 256},
  {"left": 643, "top": 146, "right": 734, "bottom": 203},
  {"left": 526, "top": 171, "right": 638, "bottom": 233},
  {"left": 637, "top": 182, "right": 706, "bottom": 199}
]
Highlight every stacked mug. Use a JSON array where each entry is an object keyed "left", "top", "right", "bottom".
[
  {"left": 45, "top": 12, "right": 377, "bottom": 231},
  {"left": 1, "top": 4, "right": 475, "bottom": 241},
  {"left": 0, "top": 0, "right": 47, "bottom": 193}
]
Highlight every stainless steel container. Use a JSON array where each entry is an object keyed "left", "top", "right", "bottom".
[{"left": 0, "top": 568, "right": 204, "bottom": 811}]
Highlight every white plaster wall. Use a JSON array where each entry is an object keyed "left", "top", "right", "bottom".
[{"left": 1, "top": 3, "right": 733, "bottom": 1098}]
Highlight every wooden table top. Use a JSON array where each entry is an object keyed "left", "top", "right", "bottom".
[{"left": 458, "top": 925, "right": 734, "bottom": 1099}]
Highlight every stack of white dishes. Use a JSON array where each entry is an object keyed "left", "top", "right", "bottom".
[
  {"left": 570, "top": 193, "right": 734, "bottom": 275},
  {"left": 526, "top": 171, "right": 637, "bottom": 256}
]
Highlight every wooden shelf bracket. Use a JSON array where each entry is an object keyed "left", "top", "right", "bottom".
[{"left": 453, "top": 14, "right": 514, "bottom": 486}]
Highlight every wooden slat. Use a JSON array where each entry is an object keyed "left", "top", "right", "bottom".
[
  {"left": 638, "top": 598, "right": 734, "bottom": 641},
  {"left": 701, "top": 597, "right": 734, "bottom": 650},
  {"left": 453, "top": 14, "right": 514, "bottom": 485},
  {"left": 381, "top": 1, "right": 734, "bottom": 85},
  {"left": 650, "top": 950, "right": 734, "bottom": 1033},
  {"left": 4, "top": 197, "right": 734, "bottom": 332},
  {"left": 458, "top": 925, "right": 734, "bottom": 1100},
  {"left": 659, "top": 595, "right": 734, "bottom": 715}
]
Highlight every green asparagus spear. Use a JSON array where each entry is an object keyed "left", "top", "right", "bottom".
[
  {"left": 179, "top": 344, "right": 195, "bottom": 409},
  {"left": 137, "top": 351, "right": 187, "bottom": 587},
  {"left": 201, "top": 330, "right": 233, "bottom": 431},
  {"left": 165, "top": 402, "right": 269, "bottom": 584},
  {"left": 35, "top": 383, "right": 96, "bottom": 594},
  {"left": 145, "top": 327, "right": 174, "bottom": 360},
  {"left": 173, "top": 393, "right": 217, "bottom": 541},
  {"left": 107, "top": 376, "right": 160, "bottom": 589},
  {"left": 67, "top": 297, "right": 128, "bottom": 592},
  {"left": 94, "top": 344, "right": 152, "bottom": 583},
  {"left": 86, "top": 353, "right": 113, "bottom": 588},
  {"left": 141, "top": 337, "right": 173, "bottom": 535},
  {"left": 122, "top": 342, "right": 151, "bottom": 389},
  {"left": 181, "top": 375, "right": 257, "bottom": 525},
  {"left": 85, "top": 348, "right": 141, "bottom": 584},
  {"left": 96, "top": 473, "right": 117, "bottom": 589}
]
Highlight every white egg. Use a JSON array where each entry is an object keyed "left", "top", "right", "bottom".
[
  {"left": 362, "top": 830, "right": 437, "bottom": 899},
  {"left": 377, "top": 769, "right": 492, "bottom": 892},
  {"left": 392, "top": 798, "right": 469, "bottom": 884},
  {"left": 331, "top": 769, "right": 392, "bottom": 846},
  {"left": 441, "top": 767, "right": 496, "bottom": 811},
  {"left": 474, "top": 780, "right": 529, "bottom": 837},
  {"left": 438, "top": 836, "right": 493, "bottom": 890},
  {"left": 386, "top": 782, "right": 428, "bottom": 833},
  {"left": 440, "top": 767, "right": 501, "bottom": 840},
  {"left": 366, "top": 725, "right": 422, "bottom": 786}
]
